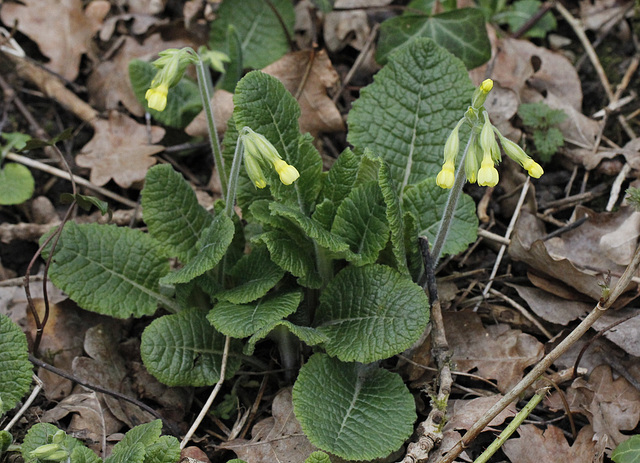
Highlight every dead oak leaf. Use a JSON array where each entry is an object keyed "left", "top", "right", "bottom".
[
  {"left": 76, "top": 111, "right": 165, "bottom": 188},
  {"left": 1, "top": 0, "right": 110, "bottom": 82},
  {"left": 444, "top": 311, "right": 544, "bottom": 392},
  {"left": 220, "top": 388, "right": 317, "bottom": 463},
  {"left": 502, "top": 424, "right": 596, "bottom": 463}
]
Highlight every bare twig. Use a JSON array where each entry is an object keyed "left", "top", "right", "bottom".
[{"left": 3, "top": 374, "right": 43, "bottom": 432}]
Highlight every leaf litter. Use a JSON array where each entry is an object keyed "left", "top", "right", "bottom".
[{"left": 1, "top": 0, "right": 640, "bottom": 462}]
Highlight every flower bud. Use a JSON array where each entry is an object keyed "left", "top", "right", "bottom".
[
  {"left": 52, "top": 430, "right": 66, "bottom": 445},
  {"left": 436, "top": 160, "right": 456, "bottom": 189},
  {"left": 477, "top": 153, "right": 499, "bottom": 187},
  {"left": 29, "top": 443, "right": 62, "bottom": 459},
  {"left": 244, "top": 153, "right": 267, "bottom": 188},
  {"left": 464, "top": 138, "right": 480, "bottom": 184},
  {"left": 472, "top": 78, "right": 494, "bottom": 109},
  {"left": 43, "top": 449, "right": 69, "bottom": 461},
  {"left": 273, "top": 159, "right": 300, "bottom": 185},
  {"left": 443, "top": 124, "right": 460, "bottom": 164},
  {"left": 145, "top": 83, "right": 169, "bottom": 111}
]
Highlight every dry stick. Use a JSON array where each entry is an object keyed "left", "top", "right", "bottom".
[
  {"left": 487, "top": 288, "right": 552, "bottom": 339},
  {"left": 3, "top": 374, "right": 43, "bottom": 432},
  {"left": 6, "top": 153, "right": 138, "bottom": 208},
  {"left": 437, "top": 242, "right": 640, "bottom": 463},
  {"left": 180, "top": 336, "right": 232, "bottom": 449}
]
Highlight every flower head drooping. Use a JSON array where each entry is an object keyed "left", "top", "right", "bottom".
[
  {"left": 240, "top": 127, "right": 300, "bottom": 188},
  {"left": 435, "top": 78, "right": 544, "bottom": 189},
  {"left": 145, "top": 48, "right": 197, "bottom": 112}
]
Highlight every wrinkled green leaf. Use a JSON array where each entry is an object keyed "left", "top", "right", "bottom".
[
  {"left": 70, "top": 446, "right": 102, "bottom": 463},
  {"left": 613, "top": 435, "right": 640, "bottom": 463},
  {"left": 129, "top": 59, "right": 202, "bottom": 129},
  {"left": 292, "top": 354, "right": 416, "bottom": 460},
  {"left": 145, "top": 436, "right": 181, "bottom": 463},
  {"left": 349, "top": 38, "right": 474, "bottom": 193},
  {"left": 244, "top": 320, "right": 328, "bottom": 356},
  {"left": 496, "top": 0, "right": 556, "bottom": 38},
  {"left": 377, "top": 9, "right": 491, "bottom": 69},
  {"left": 0, "top": 314, "right": 32, "bottom": 414},
  {"left": 208, "top": 290, "right": 302, "bottom": 338},
  {"left": 44, "top": 222, "right": 173, "bottom": 318},
  {"left": 209, "top": 0, "right": 294, "bottom": 69},
  {"left": 0, "top": 162, "right": 34, "bottom": 205},
  {"left": 160, "top": 213, "right": 235, "bottom": 285},
  {"left": 105, "top": 420, "right": 162, "bottom": 463},
  {"left": 142, "top": 164, "right": 213, "bottom": 262},
  {"left": 305, "top": 451, "right": 331, "bottom": 463},
  {"left": 315, "top": 264, "right": 429, "bottom": 363},
  {"left": 22, "top": 424, "right": 81, "bottom": 463},
  {"left": 141, "top": 309, "right": 241, "bottom": 386},
  {"left": 331, "top": 181, "right": 389, "bottom": 265},
  {"left": 403, "top": 178, "right": 478, "bottom": 258}
]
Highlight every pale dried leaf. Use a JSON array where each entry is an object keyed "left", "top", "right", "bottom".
[
  {"left": 510, "top": 284, "right": 591, "bottom": 325},
  {"left": 580, "top": 0, "right": 632, "bottom": 31},
  {"left": 444, "top": 311, "right": 544, "bottom": 392},
  {"left": 324, "top": 10, "right": 370, "bottom": 52},
  {"left": 76, "top": 111, "right": 165, "bottom": 188},
  {"left": 0, "top": 0, "right": 110, "bottom": 81},
  {"left": 446, "top": 395, "right": 517, "bottom": 431},
  {"left": 220, "top": 388, "right": 317, "bottom": 463},
  {"left": 592, "top": 307, "right": 640, "bottom": 357},
  {"left": 502, "top": 424, "right": 596, "bottom": 463}
]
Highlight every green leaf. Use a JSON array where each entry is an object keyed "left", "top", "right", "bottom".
[
  {"left": 1, "top": 131, "right": 31, "bottom": 153},
  {"left": 376, "top": 9, "right": 491, "bottom": 69},
  {"left": 60, "top": 193, "right": 110, "bottom": 217},
  {"left": 613, "top": 435, "right": 640, "bottom": 463},
  {"left": 22, "top": 424, "right": 81, "bottom": 463},
  {"left": 105, "top": 420, "right": 161, "bottom": 463},
  {"left": 141, "top": 309, "right": 241, "bottom": 386},
  {"left": 208, "top": 290, "right": 302, "bottom": 338},
  {"left": 244, "top": 320, "right": 328, "bottom": 356},
  {"left": 0, "top": 314, "right": 32, "bottom": 414},
  {"left": 214, "top": 246, "right": 285, "bottom": 303},
  {"left": 216, "top": 25, "right": 244, "bottom": 93},
  {"left": 348, "top": 38, "right": 474, "bottom": 193},
  {"left": 254, "top": 230, "right": 323, "bottom": 289},
  {"left": 105, "top": 443, "right": 145, "bottom": 463},
  {"left": 497, "top": 0, "right": 556, "bottom": 38},
  {"left": 145, "top": 436, "right": 181, "bottom": 463},
  {"left": 269, "top": 202, "right": 349, "bottom": 253},
  {"left": 315, "top": 264, "right": 429, "bottom": 363},
  {"left": 233, "top": 72, "right": 322, "bottom": 214},
  {"left": 0, "top": 430, "right": 13, "bottom": 453},
  {"left": 70, "top": 446, "right": 102, "bottom": 463},
  {"left": 142, "top": 164, "right": 213, "bottom": 262},
  {"left": 0, "top": 162, "right": 34, "bottom": 205},
  {"left": 160, "top": 213, "right": 235, "bottom": 285},
  {"left": 208, "top": 0, "right": 294, "bottom": 69},
  {"left": 292, "top": 353, "right": 416, "bottom": 460},
  {"left": 403, "top": 178, "right": 478, "bottom": 257},
  {"left": 331, "top": 182, "right": 389, "bottom": 265},
  {"left": 305, "top": 451, "right": 331, "bottom": 463},
  {"left": 21, "top": 127, "right": 73, "bottom": 150},
  {"left": 129, "top": 59, "right": 202, "bottom": 129},
  {"left": 44, "top": 222, "right": 173, "bottom": 318},
  {"left": 533, "top": 127, "right": 563, "bottom": 162}
]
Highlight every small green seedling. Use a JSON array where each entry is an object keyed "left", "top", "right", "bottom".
[{"left": 518, "top": 102, "right": 567, "bottom": 162}]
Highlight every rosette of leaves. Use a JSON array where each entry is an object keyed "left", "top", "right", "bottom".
[{"left": 44, "top": 38, "right": 479, "bottom": 460}]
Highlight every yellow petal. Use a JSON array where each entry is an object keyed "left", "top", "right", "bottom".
[
  {"left": 145, "top": 83, "right": 169, "bottom": 111},
  {"left": 274, "top": 159, "right": 300, "bottom": 185}
]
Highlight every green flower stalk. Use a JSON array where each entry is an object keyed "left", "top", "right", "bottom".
[{"left": 239, "top": 127, "right": 300, "bottom": 188}]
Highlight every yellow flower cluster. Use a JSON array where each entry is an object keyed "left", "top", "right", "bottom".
[
  {"left": 240, "top": 127, "right": 300, "bottom": 188},
  {"left": 436, "top": 79, "right": 544, "bottom": 189}
]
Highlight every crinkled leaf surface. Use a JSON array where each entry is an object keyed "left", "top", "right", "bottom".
[
  {"left": 208, "top": 290, "right": 302, "bottom": 338},
  {"left": 144, "top": 435, "right": 181, "bottom": 463},
  {"left": 313, "top": 149, "right": 360, "bottom": 229},
  {"left": 292, "top": 353, "right": 416, "bottom": 460},
  {"left": 348, "top": 38, "right": 473, "bottom": 193},
  {"left": 129, "top": 59, "right": 202, "bottom": 128},
  {"left": 44, "top": 222, "right": 172, "bottom": 318},
  {"left": 71, "top": 446, "right": 102, "bottom": 463},
  {"left": 331, "top": 181, "right": 389, "bottom": 265},
  {"left": 613, "top": 435, "right": 640, "bottom": 463},
  {"left": 160, "top": 213, "right": 235, "bottom": 285},
  {"left": 244, "top": 320, "right": 327, "bottom": 355},
  {"left": 0, "top": 163, "right": 34, "bottom": 205},
  {"left": 315, "top": 264, "right": 429, "bottom": 362},
  {"left": 214, "top": 246, "right": 285, "bottom": 303},
  {"left": 105, "top": 420, "right": 162, "bottom": 463},
  {"left": 209, "top": 0, "right": 294, "bottom": 69},
  {"left": 306, "top": 451, "right": 331, "bottom": 463},
  {"left": 21, "top": 423, "right": 82, "bottom": 463},
  {"left": 376, "top": 9, "right": 491, "bottom": 69},
  {"left": 403, "top": 177, "right": 478, "bottom": 257},
  {"left": 141, "top": 309, "right": 241, "bottom": 386},
  {"left": 233, "top": 72, "right": 322, "bottom": 214},
  {"left": 142, "top": 164, "right": 213, "bottom": 262},
  {"left": 0, "top": 314, "right": 32, "bottom": 414}
]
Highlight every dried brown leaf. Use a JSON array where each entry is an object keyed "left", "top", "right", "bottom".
[
  {"left": 510, "top": 284, "right": 591, "bottom": 325},
  {"left": 220, "top": 388, "right": 317, "bottom": 463},
  {"left": 502, "top": 424, "right": 596, "bottom": 463},
  {"left": 444, "top": 311, "right": 544, "bottom": 392},
  {"left": 0, "top": 0, "right": 110, "bottom": 81},
  {"left": 76, "top": 111, "right": 165, "bottom": 188},
  {"left": 446, "top": 395, "right": 517, "bottom": 431},
  {"left": 592, "top": 307, "right": 640, "bottom": 357}
]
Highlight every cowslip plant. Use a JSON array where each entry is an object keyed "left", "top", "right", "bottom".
[
  {"left": 0, "top": 132, "right": 34, "bottom": 205},
  {"left": 44, "top": 38, "right": 486, "bottom": 460},
  {"left": 0, "top": 313, "right": 33, "bottom": 416}
]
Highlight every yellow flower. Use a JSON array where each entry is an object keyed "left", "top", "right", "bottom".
[
  {"left": 477, "top": 154, "right": 499, "bottom": 187},
  {"left": 499, "top": 135, "right": 544, "bottom": 179},
  {"left": 273, "top": 159, "right": 300, "bottom": 185},
  {"left": 480, "top": 79, "right": 493, "bottom": 93},
  {"left": 436, "top": 160, "right": 456, "bottom": 189},
  {"left": 145, "top": 83, "right": 169, "bottom": 111},
  {"left": 522, "top": 158, "right": 544, "bottom": 178},
  {"left": 244, "top": 153, "right": 267, "bottom": 188}
]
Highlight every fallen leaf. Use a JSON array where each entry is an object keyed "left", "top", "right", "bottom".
[
  {"left": 502, "top": 424, "right": 596, "bottom": 463},
  {"left": 184, "top": 90, "right": 234, "bottom": 137},
  {"left": 220, "top": 388, "right": 317, "bottom": 463},
  {"left": 446, "top": 395, "right": 517, "bottom": 431},
  {"left": 0, "top": 0, "right": 110, "bottom": 81},
  {"left": 592, "top": 307, "right": 640, "bottom": 357},
  {"left": 509, "top": 284, "right": 591, "bottom": 325},
  {"left": 126, "top": 0, "right": 167, "bottom": 15},
  {"left": 99, "top": 14, "right": 166, "bottom": 41},
  {"left": 444, "top": 311, "right": 544, "bottom": 392},
  {"left": 547, "top": 365, "right": 640, "bottom": 449},
  {"left": 76, "top": 111, "right": 165, "bottom": 188},
  {"left": 580, "top": 0, "right": 632, "bottom": 31},
  {"left": 324, "top": 10, "right": 370, "bottom": 52},
  {"left": 88, "top": 34, "right": 198, "bottom": 116}
]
